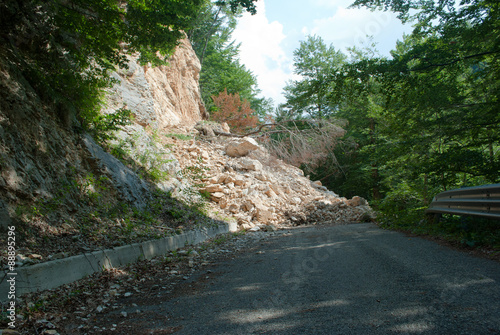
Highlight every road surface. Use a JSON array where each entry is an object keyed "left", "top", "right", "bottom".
[{"left": 92, "top": 223, "right": 500, "bottom": 334}]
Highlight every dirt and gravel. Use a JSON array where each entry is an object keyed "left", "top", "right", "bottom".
[{"left": 8, "top": 228, "right": 286, "bottom": 334}]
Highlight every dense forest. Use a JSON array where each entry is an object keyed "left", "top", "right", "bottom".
[
  {"left": 274, "top": 0, "right": 500, "bottom": 246},
  {"left": 1, "top": 0, "right": 498, "bottom": 247}
]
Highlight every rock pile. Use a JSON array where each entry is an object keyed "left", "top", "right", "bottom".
[{"left": 166, "top": 129, "right": 375, "bottom": 231}]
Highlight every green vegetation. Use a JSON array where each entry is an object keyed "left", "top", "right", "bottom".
[
  {"left": 166, "top": 133, "right": 194, "bottom": 141},
  {"left": 0, "top": 0, "right": 259, "bottom": 134},
  {"left": 188, "top": 0, "right": 273, "bottom": 117},
  {"left": 277, "top": 0, "right": 499, "bottom": 249}
]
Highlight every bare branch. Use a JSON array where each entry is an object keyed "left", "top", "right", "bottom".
[{"left": 213, "top": 123, "right": 278, "bottom": 138}]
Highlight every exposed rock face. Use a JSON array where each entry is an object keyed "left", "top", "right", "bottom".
[
  {"left": 145, "top": 38, "right": 208, "bottom": 129},
  {"left": 0, "top": 37, "right": 208, "bottom": 229},
  {"left": 82, "top": 134, "right": 150, "bottom": 208},
  {"left": 105, "top": 38, "right": 207, "bottom": 131},
  {"left": 0, "top": 58, "right": 88, "bottom": 215},
  {"left": 103, "top": 38, "right": 208, "bottom": 197}
]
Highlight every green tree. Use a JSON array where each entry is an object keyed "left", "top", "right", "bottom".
[
  {"left": 340, "top": 0, "right": 500, "bottom": 210},
  {"left": 283, "top": 35, "right": 347, "bottom": 119},
  {"left": 0, "top": 0, "right": 205, "bottom": 129},
  {"left": 188, "top": 0, "right": 268, "bottom": 117}
]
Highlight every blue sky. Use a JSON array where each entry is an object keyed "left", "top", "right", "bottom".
[{"left": 232, "top": 0, "right": 414, "bottom": 105}]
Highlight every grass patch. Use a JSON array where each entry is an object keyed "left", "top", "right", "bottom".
[
  {"left": 166, "top": 133, "right": 193, "bottom": 141},
  {"left": 377, "top": 205, "right": 500, "bottom": 252}
]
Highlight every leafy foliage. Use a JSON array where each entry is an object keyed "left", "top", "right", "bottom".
[
  {"left": 279, "top": 0, "right": 500, "bottom": 248},
  {"left": 187, "top": 0, "right": 272, "bottom": 118},
  {"left": 0, "top": 0, "right": 204, "bottom": 132},
  {"left": 283, "top": 35, "right": 347, "bottom": 119},
  {"left": 82, "top": 108, "right": 133, "bottom": 143}
]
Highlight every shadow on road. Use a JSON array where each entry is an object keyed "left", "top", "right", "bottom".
[{"left": 94, "top": 224, "right": 500, "bottom": 335}]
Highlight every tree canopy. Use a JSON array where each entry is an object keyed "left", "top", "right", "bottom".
[
  {"left": 281, "top": 0, "right": 499, "bottom": 215},
  {"left": 188, "top": 0, "right": 273, "bottom": 124},
  {"left": 0, "top": 0, "right": 259, "bottom": 131}
]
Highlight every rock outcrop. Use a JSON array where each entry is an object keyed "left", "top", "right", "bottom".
[
  {"left": 0, "top": 37, "right": 208, "bottom": 222},
  {"left": 105, "top": 38, "right": 207, "bottom": 131},
  {"left": 104, "top": 38, "right": 209, "bottom": 197}
]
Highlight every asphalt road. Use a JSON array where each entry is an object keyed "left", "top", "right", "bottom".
[{"left": 94, "top": 223, "right": 500, "bottom": 334}]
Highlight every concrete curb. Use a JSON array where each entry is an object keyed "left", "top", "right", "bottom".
[{"left": 1, "top": 223, "right": 236, "bottom": 301}]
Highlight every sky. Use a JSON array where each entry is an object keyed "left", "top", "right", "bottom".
[{"left": 232, "top": 0, "right": 415, "bottom": 105}]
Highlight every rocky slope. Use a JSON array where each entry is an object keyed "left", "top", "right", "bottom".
[
  {"left": 165, "top": 132, "right": 374, "bottom": 231},
  {"left": 0, "top": 38, "right": 210, "bottom": 265},
  {"left": 0, "top": 36, "right": 373, "bottom": 269},
  {"left": 104, "top": 38, "right": 208, "bottom": 131}
]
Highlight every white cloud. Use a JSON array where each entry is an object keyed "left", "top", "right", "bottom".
[
  {"left": 232, "top": 0, "right": 294, "bottom": 104},
  {"left": 306, "top": 6, "right": 401, "bottom": 53},
  {"left": 231, "top": 0, "right": 411, "bottom": 106}
]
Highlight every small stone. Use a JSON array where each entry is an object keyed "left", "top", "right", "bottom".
[
  {"left": 233, "top": 176, "right": 246, "bottom": 186},
  {"left": 227, "top": 203, "right": 240, "bottom": 213},
  {"left": 124, "top": 292, "right": 133, "bottom": 297},
  {"left": 45, "top": 322, "right": 56, "bottom": 329},
  {"left": 225, "top": 137, "right": 260, "bottom": 157},
  {"left": 210, "top": 192, "right": 224, "bottom": 202},
  {"left": 238, "top": 158, "right": 263, "bottom": 171},
  {"left": 204, "top": 184, "right": 223, "bottom": 193},
  {"left": 121, "top": 311, "right": 128, "bottom": 318},
  {"left": 201, "top": 151, "right": 210, "bottom": 159},
  {"left": 28, "top": 254, "right": 43, "bottom": 260}
]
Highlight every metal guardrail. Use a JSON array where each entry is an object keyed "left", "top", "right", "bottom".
[{"left": 426, "top": 184, "right": 500, "bottom": 220}]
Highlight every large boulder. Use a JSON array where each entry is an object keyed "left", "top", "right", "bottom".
[{"left": 225, "top": 137, "right": 260, "bottom": 157}]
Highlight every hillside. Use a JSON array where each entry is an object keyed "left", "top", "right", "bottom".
[{"left": 0, "top": 38, "right": 372, "bottom": 268}]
